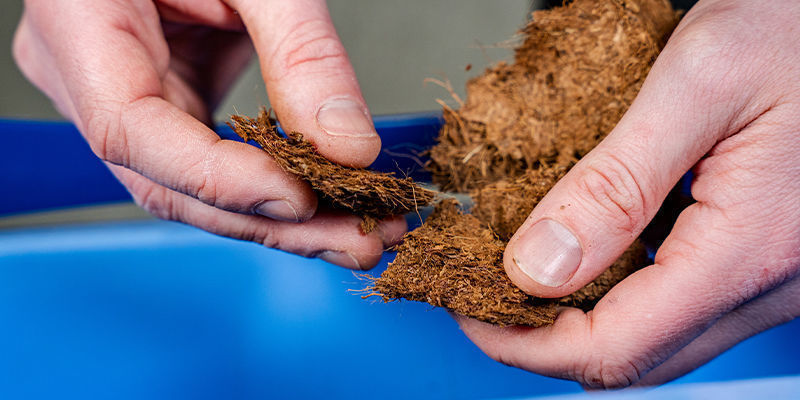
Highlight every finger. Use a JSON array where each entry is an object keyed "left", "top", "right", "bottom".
[
  {"left": 457, "top": 105, "right": 800, "bottom": 389},
  {"left": 23, "top": 0, "right": 317, "bottom": 222},
  {"left": 110, "top": 165, "right": 407, "bottom": 269},
  {"left": 227, "top": 0, "right": 381, "bottom": 168},
  {"left": 503, "top": 14, "right": 777, "bottom": 297},
  {"left": 155, "top": 0, "right": 245, "bottom": 31},
  {"left": 636, "top": 273, "right": 800, "bottom": 386},
  {"left": 458, "top": 206, "right": 770, "bottom": 388}
]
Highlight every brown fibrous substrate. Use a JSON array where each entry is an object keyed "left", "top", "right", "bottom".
[
  {"left": 369, "top": 199, "right": 648, "bottom": 327},
  {"left": 229, "top": 109, "right": 435, "bottom": 232},
  {"left": 427, "top": 0, "right": 681, "bottom": 192},
  {"left": 368, "top": 0, "right": 682, "bottom": 326}
]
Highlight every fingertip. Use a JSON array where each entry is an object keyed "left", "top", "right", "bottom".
[
  {"left": 306, "top": 212, "right": 386, "bottom": 270},
  {"left": 234, "top": 0, "right": 381, "bottom": 168},
  {"left": 377, "top": 215, "right": 408, "bottom": 248},
  {"left": 282, "top": 186, "right": 318, "bottom": 223},
  {"left": 317, "top": 250, "right": 364, "bottom": 270},
  {"left": 330, "top": 215, "right": 405, "bottom": 270},
  {"left": 253, "top": 190, "right": 317, "bottom": 223},
  {"left": 254, "top": 198, "right": 317, "bottom": 223},
  {"left": 312, "top": 133, "right": 381, "bottom": 168},
  {"left": 222, "top": 140, "right": 319, "bottom": 221},
  {"left": 354, "top": 231, "right": 386, "bottom": 270},
  {"left": 279, "top": 96, "right": 381, "bottom": 168}
]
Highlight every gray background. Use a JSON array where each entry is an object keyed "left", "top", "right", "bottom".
[
  {"left": 0, "top": 0, "right": 694, "bottom": 227},
  {"left": 0, "top": 0, "right": 695, "bottom": 121},
  {"left": 0, "top": 1, "right": 538, "bottom": 121},
  {"left": 0, "top": 0, "right": 534, "bottom": 226}
]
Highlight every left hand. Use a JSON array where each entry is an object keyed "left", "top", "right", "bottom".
[{"left": 13, "top": 0, "right": 405, "bottom": 270}]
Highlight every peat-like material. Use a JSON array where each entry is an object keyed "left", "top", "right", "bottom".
[
  {"left": 427, "top": 0, "right": 681, "bottom": 192},
  {"left": 369, "top": 200, "right": 648, "bottom": 327},
  {"left": 370, "top": 0, "right": 679, "bottom": 326},
  {"left": 229, "top": 109, "right": 435, "bottom": 232}
]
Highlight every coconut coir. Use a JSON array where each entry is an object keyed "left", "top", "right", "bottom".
[
  {"left": 427, "top": 0, "right": 681, "bottom": 192},
  {"left": 370, "top": 199, "right": 648, "bottom": 327},
  {"left": 229, "top": 109, "right": 435, "bottom": 232},
  {"left": 471, "top": 164, "right": 570, "bottom": 241},
  {"left": 369, "top": 0, "right": 681, "bottom": 326}
]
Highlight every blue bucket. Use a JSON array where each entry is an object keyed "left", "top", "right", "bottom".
[{"left": 1, "top": 117, "right": 798, "bottom": 399}]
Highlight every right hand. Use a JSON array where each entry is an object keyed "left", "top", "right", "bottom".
[
  {"left": 456, "top": 0, "right": 800, "bottom": 387},
  {"left": 13, "top": 0, "right": 406, "bottom": 269}
]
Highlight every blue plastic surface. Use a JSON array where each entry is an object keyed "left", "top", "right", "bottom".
[
  {"left": 1, "top": 118, "right": 799, "bottom": 399},
  {"left": 0, "top": 112, "right": 441, "bottom": 216},
  {"left": 2, "top": 221, "right": 799, "bottom": 400},
  {"left": 533, "top": 376, "right": 800, "bottom": 400}
]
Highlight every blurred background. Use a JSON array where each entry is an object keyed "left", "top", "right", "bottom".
[
  {"left": 1, "top": 0, "right": 538, "bottom": 121},
  {"left": 0, "top": 0, "right": 699, "bottom": 121},
  {"left": 0, "top": 0, "right": 537, "bottom": 226}
]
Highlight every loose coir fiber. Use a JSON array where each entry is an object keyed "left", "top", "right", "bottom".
[
  {"left": 427, "top": 0, "right": 680, "bottom": 192},
  {"left": 370, "top": 199, "right": 647, "bottom": 326},
  {"left": 229, "top": 109, "right": 435, "bottom": 232},
  {"left": 368, "top": 0, "right": 681, "bottom": 326}
]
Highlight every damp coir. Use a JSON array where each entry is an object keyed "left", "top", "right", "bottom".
[
  {"left": 229, "top": 108, "right": 435, "bottom": 232},
  {"left": 369, "top": 0, "right": 680, "bottom": 326},
  {"left": 427, "top": 0, "right": 681, "bottom": 192}
]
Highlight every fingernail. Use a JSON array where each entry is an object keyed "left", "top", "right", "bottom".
[
  {"left": 316, "top": 97, "right": 377, "bottom": 138},
  {"left": 318, "top": 250, "right": 362, "bottom": 270},
  {"left": 255, "top": 200, "right": 299, "bottom": 222},
  {"left": 511, "top": 219, "right": 582, "bottom": 287}
]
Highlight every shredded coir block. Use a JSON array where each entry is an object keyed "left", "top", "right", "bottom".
[
  {"left": 369, "top": 0, "right": 678, "bottom": 326},
  {"left": 229, "top": 108, "right": 435, "bottom": 232},
  {"left": 369, "top": 200, "right": 648, "bottom": 327},
  {"left": 427, "top": 0, "right": 681, "bottom": 192}
]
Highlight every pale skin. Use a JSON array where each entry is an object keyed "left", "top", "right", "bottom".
[
  {"left": 459, "top": 0, "right": 800, "bottom": 388},
  {"left": 13, "top": 0, "right": 408, "bottom": 270},
  {"left": 14, "top": 0, "right": 800, "bottom": 389}
]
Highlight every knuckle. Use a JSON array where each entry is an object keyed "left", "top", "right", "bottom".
[
  {"left": 133, "top": 184, "right": 177, "bottom": 222},
  {"left": 11, "top": 24, "right": 31, "bottom": 71},
  {"left": 579, "top": 356, "right": 644, "bottom": 389},
  {"left": 192, "top": 163, "right": 219, "bottom": 207},
  {"left": 663, "top": 18, "right": 749, "bottom": 102},
  {"left": 182, "top": 141, "right": 225, "bottom": 208},
  {"left": 575, "top": 155, "right": 647, "bottom": 234},
  {"left": 256, "top": 226, "right": 281, "bottom": 250},
  {"left": 83, "top": 104, "right": 127, "bottom": 165},
  {"left": 269, "top": 18, "right": 349, "bottom": 80}
]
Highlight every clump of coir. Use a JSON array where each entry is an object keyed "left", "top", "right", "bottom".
[
  {"left": 229, "top": 108, "right": 435, "bottom": 232},
  {"left": 471, "top": 163, "right": 570, "bottom": 241},
  {"left": 427, "top": 0, "right": 681, "bottom": 192},
  {"left": 369, "top": 199, "right": 648, "bottom": 327},
  {"left": 369, "top": 0, "right": 680, "bottom": 326}
]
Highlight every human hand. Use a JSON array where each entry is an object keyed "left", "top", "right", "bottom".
[
  {"left": 456, "top": 0, "right": 800, "bottom": 388},
  {"left": 13, "top": 0, "right": 406, "bottom": 269}
]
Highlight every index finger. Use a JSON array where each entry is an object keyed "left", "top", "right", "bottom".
[{"left": 226, "top": 0, "right": 381, "bottom": 168}]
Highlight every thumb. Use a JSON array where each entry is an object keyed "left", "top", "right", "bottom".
[
  {"left": 227, "top": 0, "right": 380, "bottom": 168},
  {"left": 503, "top": 37, "right": 763, "bottom": 298}
]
